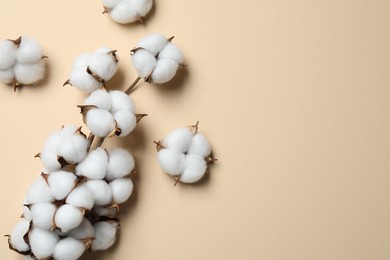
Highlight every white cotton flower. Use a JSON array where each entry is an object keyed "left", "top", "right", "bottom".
[
  {"left": 131, "top": 49, "right": 156, "bottom": 77},
  {"left": 0, "top": 67, "right": 15, "bottom": 84},
  {"left": 85, "top": 180, "right": 113, "bottom": 206},
  {"left": 88, "top": 50, "right": 118, "bottom": 81},
  {"left": 66, "top": 185, "right": 95, "bottom": 210},
  {"left": 157, "top": 149, "right": 185, "bottom": 176},
  {"left": 72, "top": 53, "right": 90, "bottom": 68},
  {"left": 106, "top": 148, "right": 135, "bottom": 180},
  {"left": 76, "top": 147, "right": 108, "bottom": 179},
  {"left": 158, "top": 42, "right": 184, "bottom": 64},
  {"left": 180, "top": 154, "right": 207, "bottom": 183},
  {"left": 136, "top": 33, "right": 167, "bottom": 56},
  {"left": 68, "top": 218, "right": 94, "bottom": 240},
  {"left": 187, "top": 133, "right": 211, "bottom": 158},
  {"left": 94, "top": 206, "right": 118, "bottom": 217},
  {"left": 22, "top": 205, "right": 32, "bottom": 221},
  {"left": 9, "top": 219, "right": 31, "bottom": 253},
  {"left": 48, "top": 171, "right": 77, "bottom": 200},
  {"left": 29, "top": 227, "right": 59, "bottom": 259},
  {"left": 53, "top": 237, "right": 86, "bottom": 260},
  {"left": 109, "top": 90, "right": 135, "bottom": 113},
  {"left": 83, "top": 89, "right": 112, "bottom": 111},
  {"left": 16, "top": 36, "right": 44, "bottom": 63},
  {"left": 0, "top": 40, "right": 17, "bottom": 69},
  {"left": 23, "top": 256, "right": 34, "bottom": 260},
  {"left": 114, "top": 110, "right": 137, "bottom": 137},
  {"left": 163, "top": 127, "right": 193, "bottom": 153},
  {"left": 109, "top": 0, "right": 138, "bottom": 24},
  {"left": 13, "top": 60, "right": 45, "bottom": 85},
  {"left": 55, "top": 204, "right": 84, "bottom": 232},
  {"left": 25, "top": 177, "right": 54, "bottom": 204},
  {"left": 30, "top": 202, "right": 56, "bottom": 230},
  {"left": 110, "top": 178, "right": 133, "bottom": 204},
  {"left": 91, "top": 221, "right": 118, "bottom": 251},
  {"left": 130, "top": 0, "right": 153, "bottom": 17},
  {"left": 150, "top": 58, "right": 179, "bottom": 84},
  {"left": 95, "top": 47, "right": 113, "bottom": 54},
  {"left": 103, "top": 0, "right": 121, "bottom": 9},
  {"left": 40, "top": 149, "right": 61, "bottom": 172},
  {"left": 86, "top": 108, "right": 115, "bottom": 137},
  {"left": 57, "top": 133, "right": 88, "bottom": 164}
]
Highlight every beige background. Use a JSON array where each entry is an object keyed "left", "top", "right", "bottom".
[{"left": 1, "top": 0, "right": 390, "bottom": 259}]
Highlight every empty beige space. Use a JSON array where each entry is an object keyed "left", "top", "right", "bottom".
[{"left": 1, "top": 0, "right": 390, "bottom": 259}]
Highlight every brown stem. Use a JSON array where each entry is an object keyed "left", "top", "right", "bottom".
[
  {"left": 87, "top": 133, "right": 95, "bottom": 151},
  {"left": 96, "top": 137, "right": 106, "bottom": 148},
  {"left": 125, "top": 77, "right": 141, "bottom": 95}
]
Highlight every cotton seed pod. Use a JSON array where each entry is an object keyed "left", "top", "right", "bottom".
[
  {"left": 66, "top": 185, "right": 95, "bottom": 210},
  {"left": 53, "top": 237, "right": 86, "bottom": 260},
  {"left": 131, "top": 48, "right": 156, "bottom": 77},
  {"left": 109, "top": 90, "right": 135, "bottom": 113},
  {"left": 83, "top": 89, "right": 112, "bottom": 111},
  {"left": 157, "top": 148, "right": 185, "bottom": 176},
  {"left": 136, "top": 33, "right": 167, "bottom": 56},
  {"left": 114, "top": 110, "right": 137, "bottom": 137},
  {"left": 68, "top": 63, "right": 103, "bottom": 93},
  {"left": 54, "top": 204, "right": 84, "bottom": 232},
  {"left": 8, "top": 219, "right": 31, "bottom": 253},
  {"left": 0, "top": 40, "right": 17, "bottom": 69},
  {"left": 25, "top": 177, "right": 54, "bottom": 204},
  {"left": 106, "top": 148, "right": 135, "bottom": 180},
  {"left": 68, "top": 218, "right": 94, "bottom": 240},
  {"left": 158, "top": 42, "right": 184, "bottom": 64},
  {"left": 110, "top": 178, "right": 134, "bottom": 204},
  {"left": 0, "top": 67, "right": 15, "bottom": 84},
  {"left": 180, "top": 154, "right": 208, "bottom": 183},
  {"left": 105, "top": 0, "right": 153, "bottom": 24},
  {"left": 30, "top": 202, "right": 56, "bottom": 230},
  {"left": 76, "top": 147, "right": 108, "bottom": 179},
  {"left": 57, "top": 133, "right": 89, "bottom": 164},
  {"left": 91, "top": 221, "right": 119, "bottom": 251},
  {"left": 88, "top": 50, "right": 118, "bottom": 81},
  {"left": 29, "top": 227, "right": 59, "bottom": 259},
  {"left": 163, "top": 127, "right": 193, "bottom": 153},
  {"left": 150, "top": 58, "right": 179, "bottom": 84},
  {"left": 16, "top": 36, "right": 44, "bottom": 63},
  {"left": 47, "top": 171, "right": 77, "bottom": 200},
  {"left": 187, "top": 133, "right": 211, "bottom": 158},
  {"left": 85, "top": 180, "right": 113, "bottom": 206},
  {"left": 85, "top": 108, "right": 115, "bottom": 137}
]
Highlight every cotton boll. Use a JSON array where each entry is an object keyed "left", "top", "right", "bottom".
[
  {"left": 60, "top": 125, "right": 79, "bottom": 139},
  {"left": 106, "top": 148, "right": 135, "bottom": 180},
  {"left": 48, "top": 171, "right": 77, "bottom": 200},
  {"left": 53, "top": 237, "right": 86, "bottom": 260},
  {"left": 180, "top": 154, "right": 207, "bottom": 183},
  {"left": 85, "top": 180, "right": 113, "bottom": 206},
  {"left": 130, "top": 0, "right": 153, "bottom": 16},
  {"left": 0, "top": 68, "right": 15, "bottom": 84},
  {"left": 110, "top": 178, "right": 133, "bottom": 204},
  {"left": 109, "top": 0, "right": 138, "bottom": 24},
  {"left": 132, "top": 49, "right": 156, "bottom": 77},
  {"left": 29, "top": 227, "right": 59, "bottom": 259},
  {"left": 43, "top": 130, "right": 63, "bottom": 151},
  {"left": 86, "top": 108, "right": 115, "bottom": 137},
  {"left": 9, "top": 219, "right": 30, "bottom": 252},
  {"left": 158, "top": 42, "right": 184, "bottom": 64},
  {"left": 68, "top": 218, "right": 94, "bottom": 240},
  {"left": 88, "top": 52, "right": 118, "bottom": 81},
  {"left": 103, "top": 0, "right": 121, "bottom": 9},
  {"left": 16, "top": 36, "right": 44, "bottom": 63},
  {"left": 30, "top": 202, "right": 56, "bottom": 230},
  {"left": 69, "top": 67, "right": 103, "bottom": 93},
  {"left": 40, "top": 148, "right": 61, "bottom": 172},
  {"left": 83, "top": 89, "right": 112, "bottom": 111},
  {"left": 0, "top": 40, "right": 17, "bottom": 69},
  {"left": 114, "top": 110, "right": 137, "bottom": 137},
  {"left": 109, "top": 90, "right": 135, "bottom": 113},
  {"left": 94, "top": 206, "right": 117, "bottom": 217},
  {"left": 66, "top": 185, "right": 95, "bottom": 210},
  {"left": 76, "top": 147, "right": 108, "bottom": 179},
  {"left": 55, "top": 204, "right": 84, "bottom": 232},
  {"left": 137, "top": 33, "right": 167, "bottom": 56},
  {"left": 150, "top": 58, "right": 179, "bottom": 84},
  {"left": 163, "top": 127, "right": 193, "bottom": 153},
  {"left": 91, "top": 221, "right": 118, "bottom": 251},
  {"left": 157, "top": 149, "right": 185, "bottom": 176},
  {"left": 57, "top": 134, "right": 88, "bottom": 164},
  {"left": 187, "top": 133, "right": 211, "bottom": 158},
  {"left": 23, "top": 256, "right": 34, "bottom": 260},
  {"left": 22, "top": 205, "right": 32, "bottom": 221},
  {"left": 26, "top": 177, "right": 54, "bottom": 204},
  {"left": 72, "top": 53, "right": 90, "bottom": 69},
  {"left": 14, "top": 60, "right": 45, "bottom": 84}
]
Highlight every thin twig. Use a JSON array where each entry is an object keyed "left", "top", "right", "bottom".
[
  {"left": 96, "top": 137, "right": 105, "bottom": 148},
  {"left": 87, "top": 133, "right": 95, "bottom": 151},
  {"left": 125, "top": 77, "right": 141, "bottom": 95}
]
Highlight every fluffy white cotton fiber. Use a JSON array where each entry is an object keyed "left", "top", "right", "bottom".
[
  {"left": 53, "top": 237, "right": 86, "bottom": 260},
  {"left": 91, "top": 221, "right": 118, "bottom": 251},
  {"left": 0, "top": 40, "right": 17, "bottom": 69},
  {"left": 104, "top": 0, "right": 153, "bottom": 24},
  {"left": 29, "top": 228, "right": 59, "bottom": 259},
  {"left": 9, "top": 219, "right": 31, "bottom": 252},
  {"left": 55, "top": 205, "right": 84, "bottom": 232},
  {"left": 76, "top": 147, "right": 108, "bottom": 179},
  {"left": 106, "top": 148, "right": 135, "bottom": 179}
]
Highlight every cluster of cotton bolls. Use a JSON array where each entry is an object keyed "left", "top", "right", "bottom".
[
  {"left": 131, "top": 33, "right": 184, "bottom": 84},
  {"left": 102, "top": 0, "right": 153, "bottom": 24},
  {"left": 64, "top": 47, "right": 119, "bottom": 93},
  {"left": 7, "top": 125, "right": 136, "bottom": 259},
  {"left": 0, "top": 36, "right": 46, "bottom": 91},
  {"left": 79, "top": 89, "right": 140, "bottom": 138},
  {"left": 156, "top": 123, "right": 215, "bottom": 184}
]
